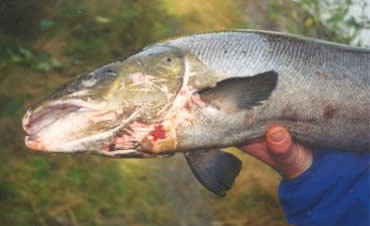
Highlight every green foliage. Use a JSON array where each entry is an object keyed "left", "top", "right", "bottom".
[
  {"left": 296, "top": 0, "right": 369, "bottom": 45},
  {"left": 0, "top": 0, "right": 50, "bottom": 37},
  {"left": 40, "top": 19, "right": 56, "bottom": 31},
  {"left": 257, "top": 0, "right": 367, "bottom": 46},
  {"left": 0, "top": 95, "right": 26, "bottom": 119},
  {"left": 2, "top": 45, "right": 60, "bottom": 72},
  {"left": 51, "top": 0, "right": 176, "bottom": 66}
]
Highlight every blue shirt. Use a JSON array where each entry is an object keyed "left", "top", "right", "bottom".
[{"left": 279, "top": 150, "right": 369, "bottom": 226}]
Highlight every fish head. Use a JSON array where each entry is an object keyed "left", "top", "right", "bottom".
[{"left": 22, "top": 45, "right": 198, "bottom": 158}]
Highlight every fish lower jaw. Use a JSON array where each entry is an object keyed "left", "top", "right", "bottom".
[
  {"left": 96, "top": 148, "right": 175, "bottom": 158},
  {"left": 25, "top": 135, "right": 45, "bottom": 151},
  {"left": 24, "top": 135, "right": 68, "bottom": 153}
]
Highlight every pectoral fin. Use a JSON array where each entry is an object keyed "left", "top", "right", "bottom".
[
  {"left": 198, "top": 70, "right": 278, "bottom": 112},
  {"left": 185, "top": 149, "right": 242, "bottom": 196}
]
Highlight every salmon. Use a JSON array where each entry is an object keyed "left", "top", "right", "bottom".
[{"left": 22, "top": 30, "right": 370, "bottom": 195}]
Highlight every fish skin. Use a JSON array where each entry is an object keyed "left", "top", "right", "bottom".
[
  {"left": 158, "top": 30, "right": 369, "bottom": 152},
  {"left": 23, "top": 30, "right": 370, "bottom": 156}
]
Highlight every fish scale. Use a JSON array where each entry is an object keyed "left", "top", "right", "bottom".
[{"left": 164, "top": 31, "right": 369, "bottom": 80}]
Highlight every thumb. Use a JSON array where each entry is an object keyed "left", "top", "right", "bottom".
[{"left": 266, "top": 127, "right": 313, "bottom": 180}]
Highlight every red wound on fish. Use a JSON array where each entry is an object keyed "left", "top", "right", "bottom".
[{"left": 149, "top": 125, "right": 166, "bottom": 141}]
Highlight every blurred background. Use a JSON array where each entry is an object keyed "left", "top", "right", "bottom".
[{"left": 0, "top": 0, "right": 368, "bottom": 225}]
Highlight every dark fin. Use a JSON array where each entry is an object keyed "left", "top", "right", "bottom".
[
  {"left": 198, "top": 70, "right": 278, "bottom": 112},
  {"left": 185, "top": 149, "right": 242, "bottom": 196}
]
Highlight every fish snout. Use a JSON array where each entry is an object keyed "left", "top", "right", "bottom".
[
  {"left": 25, "top": 135, "right": 46, "bottom": 152},
  {"left": 23, "top": 108, "right": 48, "bottom": 152},
  {"left": 22, "top": 109, "right": 33, "bottom": 134}
]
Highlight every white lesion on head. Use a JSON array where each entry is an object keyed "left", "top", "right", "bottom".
[{"left": 127, "top": 72, "right": 174, "bottom": 101}]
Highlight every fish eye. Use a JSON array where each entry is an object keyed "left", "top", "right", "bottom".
[
  {"left": 82, "top": 79, "right": 96, "bottom": 87},
  {"left": 82, "top": 73, "right": 97, "bottom": 87},
  {"left": 166, "top": 57, "right": 172, "bottom": 63},
  {"left": 104, "top": 69, "right": 118, "bottom": 77},
  {"left": 85, "top": 73, "right": 94, "bottom": 80}
]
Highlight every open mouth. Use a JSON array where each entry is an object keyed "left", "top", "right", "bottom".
[
  {"left": 22, "top": 102, "right": 85, "bottom": 139},
  {"left": 22, "top": 100, "right": 177, "bottom": 159}
]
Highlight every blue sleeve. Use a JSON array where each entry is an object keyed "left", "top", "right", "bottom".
[{"left": 278, "top": 150, "right": 369, "bottom": 226}]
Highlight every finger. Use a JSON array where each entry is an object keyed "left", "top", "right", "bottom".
[
  {"left": 286, "top": 144, "right": 313, "bottom": 179},
  {"left": 240, "top": 140, "right": 276, "bottom": 167},
  {"left": 266, "top": 126, "right": 313, "bottom": 180},
  {"left": 266, "top": 126, "right": 293, "bottom": 161}
]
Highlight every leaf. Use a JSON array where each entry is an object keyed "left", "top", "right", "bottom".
[
  {"left": 19, "top": 48, "right": 33, "bottom": 59},
  {"left": 304, "top": 17, "right": 314, "bottom": 27},
  {"left": 40, "top": 19, "right": 55, "bottom": 31},
  {"left": 95, "top": 16, "right": 111, "bottom": 24}
]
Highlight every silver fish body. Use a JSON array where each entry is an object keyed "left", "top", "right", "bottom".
[{"left": 158, "top": 30, "right": 370, "bottom": 152}]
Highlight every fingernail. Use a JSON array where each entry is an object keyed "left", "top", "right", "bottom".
[{"left": 270, "top": 129, "right": 285, "bottom": 143}]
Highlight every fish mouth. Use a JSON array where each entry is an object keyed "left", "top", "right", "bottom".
[
  {"left": 22, "top": 100, "right": 100, "bottom": 148},
  {"left": 23, "top": 104, "right": 80, "bottom": 135},
  {"left": 22, "top": 102, "right": 175, "bottom": 159}
]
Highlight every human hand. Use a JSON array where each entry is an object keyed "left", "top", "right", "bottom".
[{"left": 240, "top": 126, "right": 313, "bottom": 180}]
